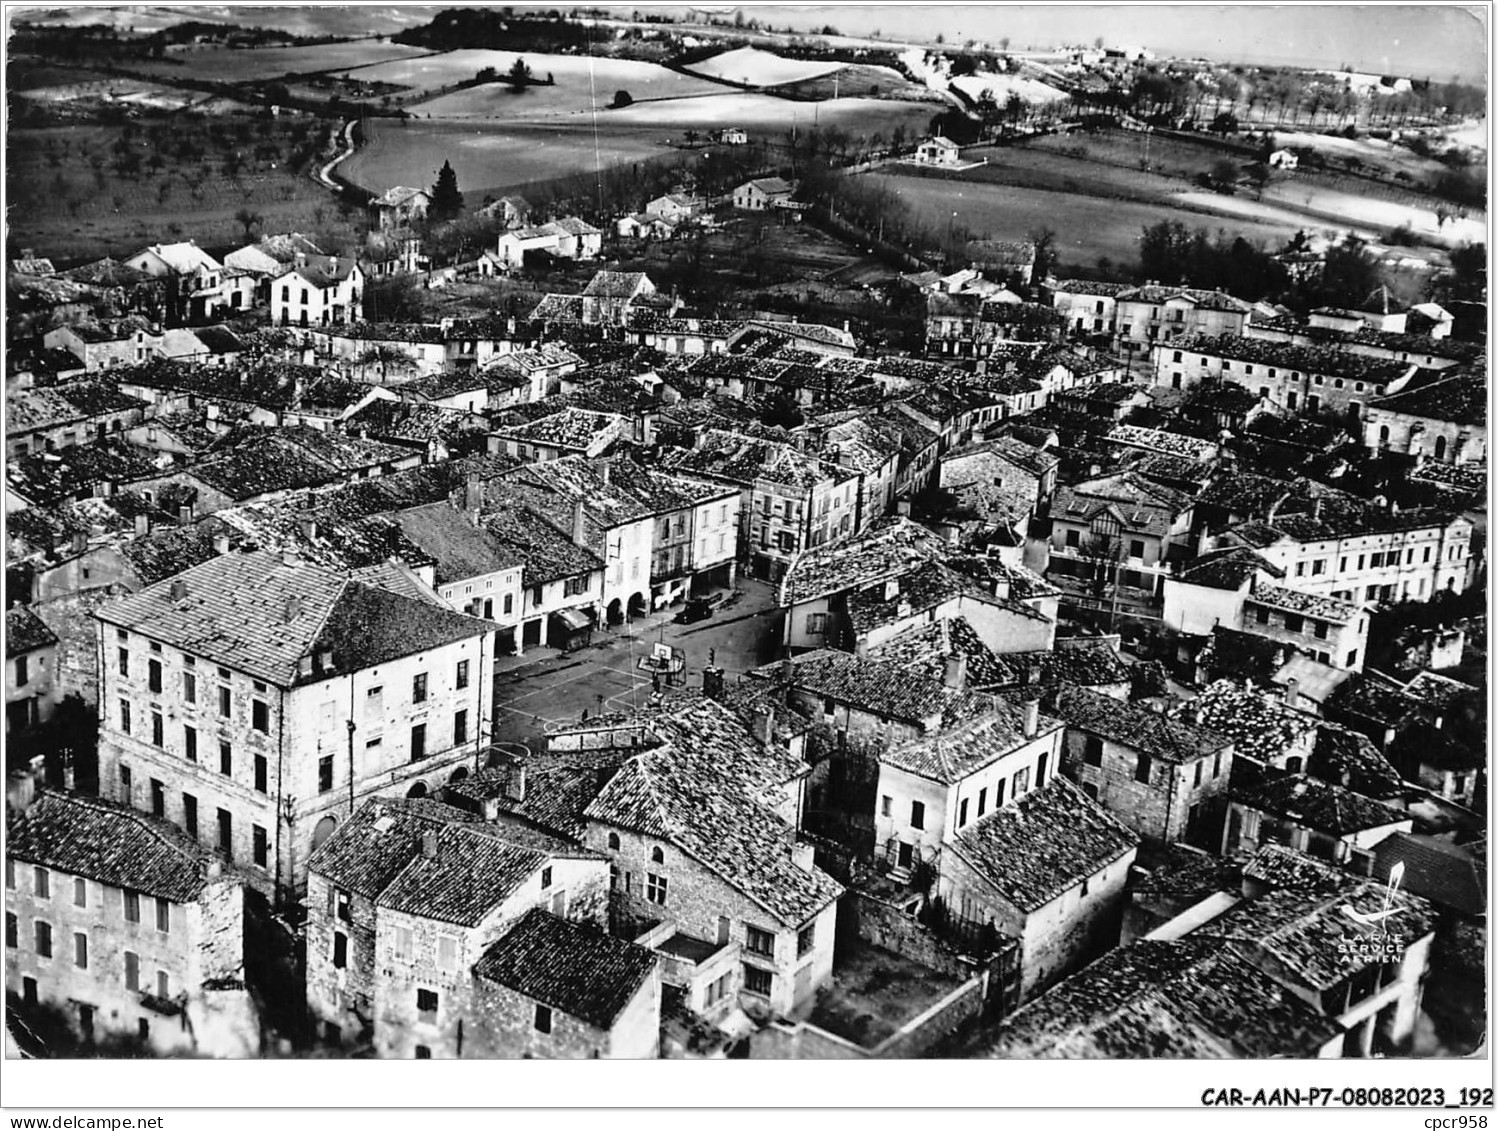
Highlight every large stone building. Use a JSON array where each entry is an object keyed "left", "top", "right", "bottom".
[{"left": 93, "top": 550, "right": 498, "bottom": 902}]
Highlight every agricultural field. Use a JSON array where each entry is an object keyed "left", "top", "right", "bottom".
[
  {"left": 773, "top": 63, "right": 943, "bottom": 104},
  {"left": 6, "top": 113, "right": 354, "bottom": 261},
  {"left": 864, "top": 169, "right": 1307, "bottom": 270},
  {"left": 126, "top": 40, "right": 438, "bottom": 83},
  {"left": 409, "top": 53, "right": 730, "bottom": 118},
  {"left": 601, "top": 92, "right": 935, "bottom": 135},
  {"left": 339, "top": 117, "right": 669, "bottom": 200},
  {"left": 681, "top": 47, "right": 843, "bottom": 87},
  {"left": 949, "top": 72, "right": 1070, "bottom": 105}
]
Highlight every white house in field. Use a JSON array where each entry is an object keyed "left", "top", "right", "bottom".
[
  {"left": 270, "top": 255, "right": 364, "bottom": 328},
  {"left": 915, "top": 136, "right": 961, "bottom": 165}
]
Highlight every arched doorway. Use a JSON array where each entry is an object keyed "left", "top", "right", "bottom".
[
  {"left": 1434, "top": 435, "right": 1447, "bottom": 461},
  {"left": 606, "top": 598, "right": 623, "bottom": 626},
  {"left": 406, "top": 781, "right": 428, "bottom": 799},
  {"left": 448, "top": 766, "right": 469, "bottom": 785},
  {"left": 627, "top": 593, "right": 648, "bottom": 621},
  {"left": 312, "top": 815, "right": 338, "bottom": 851}
]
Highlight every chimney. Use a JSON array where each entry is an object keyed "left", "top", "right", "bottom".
[
  {"left": 1022, "top": 696, "right": 1041, "bottom": 739},
  {"left": 702, "top": 666, "right": 725, "bottom": 700},
  {"left": 571, "top": 499, "right": 586, "bottom": 545},
  {"left": 780, "top": 653, "right": 793, "bottom": 686},
  {"left": 316, "top": 647, "right": 335, "bottom": 671},
  {"left": 883, "top": 578, "right": 900, "bottom": 602},
  {"left": 170, "top": 579, "right": 189, "bottom": 601},
  {"left": 7, "top": 768, "right": 37, "bottom": 816},
  {"left": 282, "top": 550, "right": 302, "bottom": 567},
  {"left": 285, "top": 595, "right": 303, "bottom": 622},
  {"left": 133, "top": 513, "right": 150, "bottom": 537},
  {"left": 62, "top": 759, "right": 76, "bottom": 793},
  {"left": 752, "top": 706, "right": 776, "bottom": 747},
  {"left": 791, "top": 841, "right": 815, "bottom": 874},
  {"left": 464, "top": 474, "right": 485, "bottom": 514},
  {"left": 480, "top": 796, "right": 501, "bottom": 822},
  {"left": 70, "top": 531, "right": 87, "bottom": 555},
  {"left": 420, "top": 829, "right": 439, "bottom": 859},
  {"left": 1311, "top": 497, "right": 1323, "bottom": 521},
  {"left": 944, "top": 653, "right": 968, "bottom": 691},
  {"left": 896, "top": 600, "right": 913, "bottom": 618},
  {"left": 177, "top": 504, "right": 193, "bottom": 526},
  {"left": 506, "top": 762, "right": 527, "bottom": 803},
  {"left": 598, "top": 461, "right": 611, "bottom": 486},
  {"left": 298, "top": 518, "right": 318, "bottom": 543},
  {"left": 1283, "top": 677, "right": 1299, "bottom": 710},
  {"left": 212, "top": 533, "right": 230, "bottom": 555}
]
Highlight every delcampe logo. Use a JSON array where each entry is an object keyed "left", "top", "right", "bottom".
[{"left": 1336, "top": 862, "right": 1407, "bottom": 960}]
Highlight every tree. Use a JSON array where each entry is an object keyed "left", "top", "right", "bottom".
[
  {"left": 1029, "top": 225, "right": 1058, "bottom": 282},
  {"left": 611, "top": 89, "right": 632, "bottom": 108},
  {"left": 1208, "top": 157, "right": 1240, "bottom": 192},
  {"left": 507, "top": 56, "right": 533, "bottom": 91},
  {"left": 429, "top": 159, "right": 464, "bottom": 222},
  {"left": 234, "top": 207, "right": 263, "bottom": 243}
]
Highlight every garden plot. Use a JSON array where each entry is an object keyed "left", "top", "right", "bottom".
[{"left": 681, "top": 46, "right": 843, "bottom": 87}]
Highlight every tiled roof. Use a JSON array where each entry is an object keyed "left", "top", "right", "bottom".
[
  {"left": 883, "top": 696, "right": 1062, "bottom": 784},
  {"left": 1326, "top": 673, "right": 1423, "bottom": 728},
  {"left": 943, "top": 436, "right": 1059, "bottom": 478},
  {"left": 115, "top": 522, "right": 234, "bottom": 587},
  {"left": 581, "top": 695, "right": 841, "bottom": 925},
  {"left": 390, "top": 502, "right": 524, "bottom": 584},
  {"left": 6, "top": 605, "right": 59, "bottom": 656},
  {"left": 307, "top": 796, "right": 480, "bottom": 898},
  {"left": 493, "top": 407, "right": 626, "bottom": 451},
  {"left": 985, "top": 638, "right": 1135, "bottom": 692},
  {"left": 951, "top": 777, "right": 1137, "bottom": 912},
  {"left": 1400, "top": 670, "right": 1479, "bottom": 712},
  {"left": 474, "top": 908, "right": 657, "bottom": 1028},
  {"left": 742, "top": 177, "right": 793, "bottom": 195},
  {"left": 1368, "top": 371, "right": 1485, "bottom": 426},
  {"left": 528, "top": 293, "right": 586, "bottom": 322},
  {"left": 1245, "top": 582, "right": 1361, "bottom": 624},
  {"left": 662, "top": 430, "right": 852, "bottom": 491},
  {"left": 1232, "top": 773, "right": 1406, "bottom": 837},
  {"left": 376, "top": 822, "right": 548, "bottom": 927},
  {"left": 1050, "top": 686, "right": 1231, "bottom": 764},
  {"left": 581, "top": 270, "right": 651, "bottom": 298},
  {"left": 446, "top": 763, "right": 621, "bottom": 843},
  {"left": 1052, "top": 278, "right": 1136, "bottom": 298},
  {"left": 1388, "top": 720, "right": 1483, "bottom": 772},
  {"left": 847, "top": 559, "right": 1049, "bottom": 638},
  {"left": 1173, "top": 547, "right": 1283, "bottom": 591},
  {"left": 332, "top": 321, "right": 447, "bottom": 344},
  {"left": 371, "top": 185, "right": 429, "bottom": 208},
  {"left": 1196, "top": 875, "right": 1435, "bottom": 991},
  {"left": 1195, "top": 472, "right": 1294, "bottom": 518},
  {"left": 977, "top": 937, "right": 1341, "bottom": 1058},
  {"left": 780, "top": 517, "right": 952, "bottom": 605},
  {"left": 96, "top": 550, "right": 486, "bottom": 686},
  {"left": 1105, "top": 424, "right": 1215, "bottom": 460},
  {"left": 867, "top": 616, "right": 1011, "bottom": 690},
  {"left": 6, "top": 441, "right": 159, "bottom": 506},
  {"left": 1051, "top": 472, "right": 1191, "bottom": 535},
  {"left": 277, "top": 253, "right": 357, "bottom": 289},
  {"left": 7, "top": 790, "right": 226, "bottom": 903},
  {"left": 763, "top": 649, "right": 995, "bottom": 729},
  {"left": 6, "top": 382, "right": 145, "bottom": 436},
  {"left": 1371, "top": 833, "right": 1485, "bottom": 917},
  {"left": 186, "top": 436, "right": 338, "bottom": 501},
  {"left": 1169, "top": 333, "right": 1411, "bottom": 384},
  {"left": 343, "top": 400, "right": 485, "bottom": 444},
  {"left": 1184, "top": 680, "right": 1316, "bottom": 763},
  {"left": 1309, "top": 725, "right": 1406, "bottom": 801},
  {"left": 482, "top": 506, "right": 604, "bottom": 585}
]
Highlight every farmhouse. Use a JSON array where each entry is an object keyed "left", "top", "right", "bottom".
[
  {"left": 645, "top": 193, "right": 703, "bottom": 224},
  {"left": 369, "top": 186, "right": 432, "bottom": 232},
  {"left": 1361, "top": 370, "right": 1486, "bottom": 465},
  {"left": 122, "top": 241, "right": 227, "bottom": 323},
  {"left": 915, "top": 136, "right": 962, "bottom": 166},
  {"left": 270, "top": 255, "right": 364, "bottom": 328},
  {"left": 732, "top": 177, "right": 794, "bottom": 211},
  {"left": 493, "top": 219, "right": 603, "bottom": 269}
]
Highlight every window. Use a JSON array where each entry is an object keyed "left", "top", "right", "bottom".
[
  {"left": 456, "top": 659, "right": 470, "bottom": 690},
  {"left": 1311, "top": 559, "right": 1326, "bottom": 576},
  {"left": 1346, "top": 649, "right": 1358, "bottom": 668},
  {"left": 218, "top": 809, "right": 233, "bottom": 859},
  {"left": 120, "top": 764, "right": 132, "bottom": 804},
  {"left": 391, "top": 926, "right": 413, "bottom": 961},
  {"left": 437, "top": 934, "right": 457, "bottom": 972},
  {"left": 994, "top": 778, "right": 1006, "bottom": 807},
  {"left": 319, "top": 756, "right": 333, "bottom": 794},
  {"left": 416, "top": 988, "right": 439, "bottom": 1016},
  {"left": 1036, "top": 753, "right": 1048, "bottom": 789},
  {"left": 365, "top": 686, "right": 384, "bottom": 717},
  {"left": 34, "top": 920, "right": 52, "bottom": 959},
  {"left": 412, "top": 673, "right": 428, "bottom": 703},
  {"left": 958, "top": 798, "right": 969, "bottom": 827},
  {"left": 150, "top": 778, "right": 164, "bottom": 818},
  {"left": 454, "top": 710, "right": 468, "bottom": 747},
  {"left": 252, "top": 700, "right": 269, "bottom": 733},
  {"left": 332, "top": 931, "right": 348, "bottom": 969},
  {"left": 73, "top": 878, "right": 87, "bottom": 908},
  {"left": 118, "top": 648, "right": 129, "bottom": 677},
  {"left": 34, "top": 866, "right": 50, "bottom": 900},
  {"left": 1283, "top": 614, "right": 1304, "bottom": 634},
  {"left": 125, "top": 889, "right": 141, "bottom": 923},
  {"left": 1213, "top": 753, "right": 1222, "bottom": 778},
  {"left": 3, "top": 859, "right": 11, "bottom": 890},
  {"left": 414, "top": 1046, "right": 431, "bottom": 1060},
  {"left": 910, "top": 801, "right": 925, "bottom": 830},
  {"left": 744, "top": 965, "right": 773, "bottom": 997},
  {"left": 157, "top": 971, "right": 170, "bottom": 999},
  {"left": 977, "top": 787, "right": 988, "bottom": 818},
  {"left": 332, "top": 888, "right": 352, "bottom": 923},
  {"left": 650, "top": 846, "right": 665, "bottom": 865},
  {"left": 646, "top": 873, "right": 668, "bottom": 905},
  {"left": 183, "top": 671, "right": 196, "bottom": 704},
  {"left": 253, "top": 755, "right": 268, "bottom": 794},
  {"left": 124, "top": 951, "right": 140, "bottom": 991},
  {"left": 1255, "top": 607, "right": 1269, "bottom": 625},
  {"left": 220, "top": 742, "right": 232, "bottom": 776},
  {"left": 1134, "top": 751, "right": 1152, "bottom": 784},
  {"left": 746, "top": 925, "right": 775, "bottom": 957},
  {"left": 184, "top": 726, "right": 198, "bottom": 763},
  {"left": 1065, "top": 529, "right": 1080, "bottom": 549},
  {"left": 15, "top": 655, "right": 27, "bottom": 687},
  {"left": 147, "top": 659, "right": 162, "bottom": 693},
  {"left": 1012, "top": 767, "right": 1030, "bottom": 796},
  {"left": 4, "top": 913, "right": 14, "bottom": 948},
  {"left": 218, "top": 685, "right": 231, "bottom": 718},
  {"left": 410, "top": 723, "right": 427, "bottom": 761},
  {"left": 183, "top": 794, "right": 198, "bottom": 838},
  {"left": 607, "top": 832, "right": 620, "bottom": 851},
  {"left": 534, "top": 1004, "right": 552, "bottom": 1033},
  {"left": 1084, "top": 735, "right": 1104, "bottom": 766},
  {"left": 541, "top": 867, "right": 553, "bottom": 890},
  {"left": 1129, "top": 539, "right": 1145, "bottom": 559},
  {"left": 151, "top": 711, "right": 164, "bottom": 748},
  {"left": 156, "top": 898, "right": 170, "bottom": 933},
  {"left": 798, "top": 924, "right": 816, "bottom": 957},
  {"left": 1313, "top": 622, "right": 1329, "bottom": 640},
  {"left": 253, "top": 826, "right": 268, "bottom": 868},
  {"left": 120, "top": 699, "right": 132, "bottom": 735},
  {"left": 1194, "top": 761, "right": 1204, "bottom": 788}
]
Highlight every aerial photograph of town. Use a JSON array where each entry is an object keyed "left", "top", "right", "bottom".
[{"left": 0, "top": 1, "right": 1488, "bottom": 1073}]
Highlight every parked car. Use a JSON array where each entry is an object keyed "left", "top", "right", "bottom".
[{"left": 674, "top": 593, "right": 725, "bottom": 624}]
